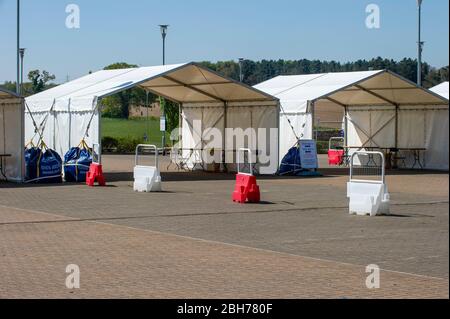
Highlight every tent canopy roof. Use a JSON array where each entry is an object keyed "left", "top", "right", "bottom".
[
  {"left": 430, "top": 82, "right": 449, "bottom": 100},
  {"left": 255, "top": 70, "right": 449, "bottom": 113},
  {"left": 26, "top": 62, "right": 277, "bottom": 112}
]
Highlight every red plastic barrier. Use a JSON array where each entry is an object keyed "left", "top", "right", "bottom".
[
  {"left": 328, "top": 150, "right": 345, "bottom": 166},
  {"left": 232, "top": 173, "right": 261, "bottom": 204},
  {"left": 86, "top": 163, "right": 106, "bottom": 187}
]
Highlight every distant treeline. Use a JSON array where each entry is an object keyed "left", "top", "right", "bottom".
[
  {"left": 200, "top": 57, "right": 449, "bottom": 89},
  {"left": 2, "top": 57, "right": 448, "bottom": 96}
]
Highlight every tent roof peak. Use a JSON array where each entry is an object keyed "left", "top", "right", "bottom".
[
  {"left": 26, "top": 62, "right": 278, "bottom": 112},
  {"left": 255, "top": 69, "right": 448, "bottom": 110}
]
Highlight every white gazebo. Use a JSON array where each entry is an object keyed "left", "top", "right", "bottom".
[
  {"left": 25, "top": 63, "right": 280, "bottom": 175},
  {"left": 0, "top": 87, "right": 25, "bottom": 182},
  {"left": 255, "top": 70, "right": 449, "bottom": 170}
]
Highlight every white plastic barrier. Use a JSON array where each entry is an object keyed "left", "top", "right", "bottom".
[
  {"left": 134, "top": 145, "right": 162, "bottom": 193},
  {"left": 347, "top": 151, "right": 390, "bottom": 216}
]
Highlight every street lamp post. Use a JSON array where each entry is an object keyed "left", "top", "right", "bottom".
[
  {"left": 417, "top": 0, "right": 424, "bottom": 87},
  {"left": 159, "top": 25, "right": 169, "bottom": 154},
  {"left": 238, "top": 58, "right": 244, "bottom": 82},
  {"left": 19, "top": 48, "right": 25, "bottom": 95},
  {"left": 159, "top": 25, "right": 169, "bottom": 65},
  {"left": 145, "top": 90, "right": 149, "bottom": 142},
  {"left": 16, "top": 0, "right": 20, "bottom": 95}
]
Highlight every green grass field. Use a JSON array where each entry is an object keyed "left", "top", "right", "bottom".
[{"left": 102, "top": 117, "right": 169, "bottom": 147}]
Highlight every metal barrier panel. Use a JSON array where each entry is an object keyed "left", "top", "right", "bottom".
[
  {"left": 350, "top": 151, "right": 385, "bottom": 184},
  {"left": 237, "top": 148, "right": 254, "bottom": 176},
  {"left": 135, "top": 144, "right": 159, "bottom": 168},
  {"left": 92, "top": 143, "right": 101, "bottom": 165},
  {"left": 329, "top": 137, "right": 345, "bottom": 150}
]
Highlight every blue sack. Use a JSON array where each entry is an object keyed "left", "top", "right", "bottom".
[
  {"left": 64, "top": 141, "right": 92, "bottom": 182},
  {"left": 25, "top": 144, "right": 63, "bottom": 183},
  {"left": 39, "top": 149, "right": 63, "bottom": 183},
  {"left": 278, "top": 146, "right": 303, "bottom": 176},
  {"left": 25, "top": 146, "right": 41, "bottom": 182}
]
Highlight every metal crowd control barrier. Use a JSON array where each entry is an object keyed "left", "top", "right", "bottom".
[
  {"left": 135, "top": 144, "right": 159, "bottom": 168},
  {"left": 92, "top": 143, "right": 101, "bottom": 165},
  {"left": 350, "top": 151, "right": 386, "bottom": 184},
  {"left": 328, "top": 137, "right": 345, "bottom": 166},
  {"left": 347, "top": 151, "right": 390, "bottom": 216},
  {"left": 329, "top": 137, "right": 345, "bottom": 150},
  {"left": 134, "top": 145, "right": 162, "bottom": 193},
  {"left": 237, "top": 148, "right": 254, "bottom": 176}
]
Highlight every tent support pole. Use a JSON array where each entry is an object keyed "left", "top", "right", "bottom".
[
  {"left": 68, "top": 98, "right": 72, "bottom": 149},
  {"left": 344, "top": 106, "right": 350, "bottom": 163},
  {"left": 277, "top": 102, "right": 281, "bottom": 172},
  {"left": 179, "top": 103, "right": 183, "bottom": 149},
  {"left": 393, "top": 104, "right": 399, "bottom": 168},
  {"left": 98, "top": 99, "right": 102, "bottom": 163},
  {"left": 53, "top": 110, "right": 56, "bottom": 150},
  {"left": 21, "top": 99, "right": 25, "bottom": 182},
  {"left": 222, "top": 102, "right": 228, "bottom": 173},
  {"left": 310, "top": 101, "right": 316, "bottom": 141}
]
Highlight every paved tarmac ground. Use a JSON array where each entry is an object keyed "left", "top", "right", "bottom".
[{"left": 0, "top": 155, "right": 448, "bottom": 298}]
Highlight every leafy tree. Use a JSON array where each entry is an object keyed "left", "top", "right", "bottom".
[
  {"left": 201, "top": 58, "right": 448, "bottom": 88},
  {"left": 28, "top": 70, "right": 56, "bottom": 94},
  {"left": 0, "top": 81, "right": 17, "bottom": 93}
]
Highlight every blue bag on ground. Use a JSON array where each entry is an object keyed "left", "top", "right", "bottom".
[
  {"left": 64, "top": 141, "right": 92, "bottom": 182},
  {"left": 25, "top": 145, "right": 63, "bottom": 183},
  {"left": 25, "top": 146, "right": 41, "bottom": 182},
  {"left": 278, "top": 146, "right": 303, "bottom": 176},
  {"left": 39, "top": 149, "right": 63, "bottom": 183}
]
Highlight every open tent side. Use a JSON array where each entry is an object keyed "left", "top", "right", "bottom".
[
  {"left": 0, "top": 88, "right": 25, "bottom": 182},
  {"left": 25, "top": 63, "right": 280, "bottom": 175},
  {"left": 255, "top": 70, "right": 449, "bottom": 170}
]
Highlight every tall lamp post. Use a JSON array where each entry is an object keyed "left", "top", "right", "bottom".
[
  {"left": 417, "top": 0, "right": 424, "bottom": 87},
  {"left": 16, "top": 0, "right": 20, "bottom": 95},
  {"left": 159, "top": 25, "right": 169, "bottom": 153},
  {"left": 19, "top": 48, "right": 25, "bottom": 95},
  {"left": 238, "top": 58, "right": 245, "bottom": 82},
  {"left": 159, "top": 25, "right": 169, "bottom": 65}
]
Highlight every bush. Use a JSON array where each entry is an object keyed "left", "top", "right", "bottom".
[
  {"left": 316, "top": 141, "right": 329, "bottom": 155},
  {"left": 102, "top": 136, "right": 119, "bottom": 152},
  {"left": 116, "top": 137, "right": 142, "bottom": 154},
  {"left": 102, "top": 104, "right": 123, "bottom": 118}
]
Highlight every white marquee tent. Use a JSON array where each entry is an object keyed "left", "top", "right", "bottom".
[
  {"left": 255, "top": 70, "right": 449, "bottom": 170},
  {"left": 25, "top": 63, "right": 280, "bottom": 175},
  {"left": 0, "top": 88, "right": 24, "bottom": 182},
  {"left": 430, "top": 82, "right": 449, "bottom": 100}
]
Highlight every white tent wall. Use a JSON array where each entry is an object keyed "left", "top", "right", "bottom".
[
  {"left": 346, "top": 106, "right": 396, "bottom": 148},
  {"left": 0, "top": 94, "right": 24, "bottom": 182},
  {"left": 279, "top": 112, "right": 313, "bottom": 163},
  {"left": 346, "top": 105, "right": 449, "bottom": 170},
  {"left": 25, "top": 99, "right": 99, "bottom": 159},
  {"left": 423, "top": 107, "right": 449, "bottom": 170},
  {"left": 181, "top": 101, "right": 279, "bottom": 174}
]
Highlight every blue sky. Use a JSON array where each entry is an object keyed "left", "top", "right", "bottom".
[{"left": 0, "top": 0, "right": 448, "bottom": 83}]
